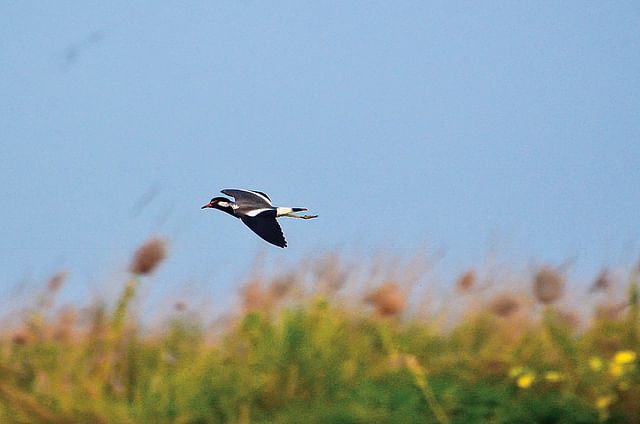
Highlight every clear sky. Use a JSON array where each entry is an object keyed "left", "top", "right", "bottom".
[{"left": 1, "top": 2, "right": 639, "bottom": 310}]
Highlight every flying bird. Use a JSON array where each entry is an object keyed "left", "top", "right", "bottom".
[{"left": 201, "top": 189, "right": 318, "bottom": 248}]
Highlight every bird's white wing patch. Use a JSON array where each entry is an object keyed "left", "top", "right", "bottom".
[
  {"left": 221, "top": 189, "right": 272, "bottom": 207},
  {"left": 247, "top": 190, "right": 272, "bottom": 205},
  {"left": 245, "top": 208, "right": 273, "bottom": 217}
]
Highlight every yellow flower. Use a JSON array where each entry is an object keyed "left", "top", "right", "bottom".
[
  {"left": 595, "top": 394, "right": 615, "bottom": 410},
  {"left": 544, "top": 371, "right": 562, "bottom": 382},
  {"left": 588, "top": 356, "right": 603, "bottom": 372},
  {"left": 613, "top": 350, "right": 637, "bottom": 365},
  {"left": 517, "top": 373, "right": 535, "bottom": 388},
  {"left": 609, "top": 362, "right": 623, "bottom": 378},
  {"left": 508, "top": 366, "right": 524, "bottom": 378}
]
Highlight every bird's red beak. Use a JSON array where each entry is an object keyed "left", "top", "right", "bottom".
[{"left": 201, "top": 199, "right": 218, "bottom": 209}]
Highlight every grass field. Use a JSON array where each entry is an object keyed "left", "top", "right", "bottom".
[{"left": 1, "top": 238, "right": 639, "bottom": 423}]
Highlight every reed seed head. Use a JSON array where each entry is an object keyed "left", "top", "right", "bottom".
[
  {"left": 11, "top": 328, "right": 31, "bottom": 346},
  {"left": 241, "top": 280, "right": 269, "bottom": 311},
  {"left": 555, "top": 308, "right": 581, "bottom": 330},
  {"left": 365, "top": 282, "right": 406, "bottom": 317},
  {"left": 129, "top": 238, "right": 168, "bottom": 275},
  {"left": 595, "top": 302, "right": 627, "bottom": 321},
  {"left": 52, "top": 306, "right": 78, "bottom": 341},
  {"left": 47, "top": 271, "right": 68, "bottom": 292},
  {"left": 533, "top": 266, "right": 564, "bottom": 304},
  {"left": 456, "top": 270, "right": 476, "bottom": 293},
  {"left": 490, "top": 293, "right": 521, "bottom": 318},
  {"left": 269, "top": 273, "right": 296, "bottom": 301},
  {"left": 57, "top": 306, "right": 78, "bottom": 327},
  {"left": 590, "top": 268, "right": 613, "bottom": 293}
]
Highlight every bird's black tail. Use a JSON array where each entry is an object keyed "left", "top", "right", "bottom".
[{"left": 292, "top": 208, "right": 307, "bottom": 212}]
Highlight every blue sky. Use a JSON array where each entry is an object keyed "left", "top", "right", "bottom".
[{"left": 1, "top": 2, "right": 639, "bottom": 310}]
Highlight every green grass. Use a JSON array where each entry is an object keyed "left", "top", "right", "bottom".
[{"left": 1, "top": 245, "right": 639, "bottom": 423}]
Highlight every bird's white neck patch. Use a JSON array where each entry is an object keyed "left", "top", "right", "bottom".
[{"left": 218, "top": 201, "right": 231, "bottom": 208}]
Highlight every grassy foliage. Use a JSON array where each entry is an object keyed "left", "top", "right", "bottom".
[{"left": 1, "top": 241, "right": 639, "bottom": 423}]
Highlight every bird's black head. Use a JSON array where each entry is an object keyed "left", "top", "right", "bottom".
[
  {"left": 201, "top": 196, "right": 236, "bottom": 216},
  {"left": 201, "top": 196, "right": 230, "bottom": 209}
]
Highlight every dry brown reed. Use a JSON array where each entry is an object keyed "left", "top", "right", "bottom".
[
  {"left": 174, "top": 301, "right": 187, "bottom": 312},
  {"left": 590, "top": 268, "right": 613, "bottom": 293},
  {"left": 241, "top": 280, "right": 270, "bottom": 312},
  {"left": 456, "top": 270, "right": 477, "bottom": 293},
  {"left": 11, "top": 328, "right": 31, "bottom": 346},
  {"left": 365, "top": 282, "right": 406, "bottom": 317},
  {"left": 490, "top": 293, "right": 521, "bottom": 318},
  {"left": 52, "top": 306, "right": 78, "bottom": 341},
  {"left": 555, "top": 308, "right": 581, "bottom": 330},
  {"left": 313, "top": 253, "right": 348, "bottom": 293},
  {"left": 129, "top": 238, "right": 167, "bottom": 275},
  {"left": 35, "top": 271, "right": 69, "bottom": 312},
  {"left": 47, "top": 271, "right": 68, "bottom": 292},
  {"left": 237, "top": 272, "right": 300, "bottom": 313},
  {"left": 269, "top": 273, "right": 297, "bottom": 301},
  {"left": 533, "top": 266, "right": 565, "bottom": 304},
  {"left": 594, "top": 302, "right": 627, "bottom": 321}
]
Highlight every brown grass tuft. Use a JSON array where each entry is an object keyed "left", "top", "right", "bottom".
[
  {"left": 52, "top": 306, "right": 78, "bottom": 341},
  {"left": 129, "top": 238, "right": 168, "bottom": 275},
  {"left": 47, "top": 271, "right": 68, "bottom": 292},
  {"left": 174, "top": 301, "right": 187, "bottom": 312},
  {"left": 456, "top": 270, "right": 476, "bottom": 293},
  {"left": 490, "top": 293, "right": 521, "bottom": 318},
  {"left": 555, "top": 308, "right": 581, "bottom": 330},
  {"left": 11, "top": 328, "right": 32, "bottom": 346},
  {"left": 365, "top": 282, "right": 406, "bottom": 317},
  {"left": 269, "top": 273, "right": 296, "bottom": 301},
  {"left": 241, "top": 280, "right": 270, "bottom": 311},
  {"left": 590, "top": 268, "right": 613, "bottom": 293},
  {"left": 595, "top": 302, "right": 627, "bottom": 321},
  {"left": 533, "top": 266, "right": 564, "bottom": 304}
]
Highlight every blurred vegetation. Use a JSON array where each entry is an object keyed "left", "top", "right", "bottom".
[{"left": 1, "top": 238, "right": 639, "bottom": 423}]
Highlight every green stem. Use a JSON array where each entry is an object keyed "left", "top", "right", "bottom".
[
  {"left": 378, "top": 320, "right": 449, "bottom": 424},
  {"left": 113, "top": 277, "right": 139, "bottom": 332},
  {"left": 627, "top": 268, "right": 639, "bottom": 347},
  {"left": 407, "top": 361, "right": 450, "bottom": 424}
]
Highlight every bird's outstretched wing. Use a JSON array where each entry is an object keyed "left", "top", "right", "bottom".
[
  {"left": 222, "top": 189, "right": 272, "bottom": 208},
  {"left": 241, "top": 212, "right": 287, "bottom": 248}
]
